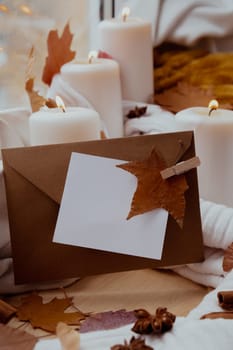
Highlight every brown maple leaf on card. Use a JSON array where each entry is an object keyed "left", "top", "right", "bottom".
[
  {"left": 42, "top": 22, "right": 76, "bottom": 86},
  {"left": 17, "top": 293, "right": 86, "bottom": 333},
  {"left": 117, "top": 148, "right": 188, "bottom": 228}
]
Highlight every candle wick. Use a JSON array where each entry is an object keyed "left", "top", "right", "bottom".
[
  {"left": 208, "top": 107, "right": 216, "bottom": 117},
  {"left": 122, "top": 14, "right": 127, "bottom": 22}
]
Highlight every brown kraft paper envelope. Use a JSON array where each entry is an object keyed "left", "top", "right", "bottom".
[{"left": 2, "top": 131, "right": 204, "bottom": 284}]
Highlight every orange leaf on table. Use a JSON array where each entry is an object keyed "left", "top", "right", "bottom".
[
  {"left": 117, "top": 148, "right": 188, "bottom": 228},
  {"left": 42, "top": 22, "right": 76, "bottom": 86},
  {"left": 17, "top": 293, "right": 87, "bottom": 333},
  {"left": 153, "top": 82, "right": 231, "bottom": 113}
]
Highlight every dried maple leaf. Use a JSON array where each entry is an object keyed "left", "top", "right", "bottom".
[
  {"left": 25, "top": 78, "right": 46, "bottom": 112},
  {"left": 17, "top": 293, "right": 86, "bottom": 333},
  {"left": 25, "top": 78, "right": 57, "bottom": 112},
  {"left": 0, "top": 324, "right": 37, "bottom": 350},
  {"left": 42, "top": 22, "right": 76, "bottom": 86},
  {"left": 117, "top": 148, "right": 188, "bottom": 227},
  {"left": 153, "top": 82, "right": 233, "bottom": 113}
]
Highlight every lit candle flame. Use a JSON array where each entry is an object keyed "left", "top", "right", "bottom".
[
  {"left": 88, "top": 50, "right": 98, "bottom": 64},
  {"left": 0, "top": 4, "right": 9, "bottom": 13},
  {"left": 19, "top": 4, "right": 32, "bottom": 15},
  {"left": 121, "top": 7, "right": 130, "bottom": 22},
  {"left": 208, "top": 99, "right": 219, "bottom": 116},
  {"left": 56, "top": 96, "right": 66, "bottom": 113}
]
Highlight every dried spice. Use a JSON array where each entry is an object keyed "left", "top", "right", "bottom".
[
  {"left": 16, "top": 292, "right": 87, "bottom": 333},
  {"left": 0, "top": 299, "right": 17, "bottom": 324},
  {"left": 217, "top": 290, "right": 233, "bottom": 310},
  {"left": 42, "top": 22, "right": 76, "bottom": 86},
  {"left": 223, "top": 242, "right": 233, "bottom": 272},
  {"left": 111, "top": 336, "right": 153, "bottom": 350},
  {"left": 117, "top": 148, "right": 188, "bottom": 228},
  {"left": 201, "top": 311, "right": 233, "bottom": 320},
  {"left": 132, "top": 307, "right": 176, "bottom": 335},
  {"left": 126, "top": 106, "right": 148, "bottom": 119}
]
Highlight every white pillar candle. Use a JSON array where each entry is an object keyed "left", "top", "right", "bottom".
[
  {"left": 60, "top": 57, "right": 123, "bottom": 138},
  {"left": 98, "top": 8, "right": 153, "bottom": 102},
  {"left": 175, "top": 104, "right": 233, "bottom": 206},
  {"left": 29, "top": 106, "right": 101, "bottom": 146}
]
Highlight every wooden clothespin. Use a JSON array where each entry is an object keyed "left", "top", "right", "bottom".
[{"left": 160, "top": 156, "right": 200, "bottom": 180}]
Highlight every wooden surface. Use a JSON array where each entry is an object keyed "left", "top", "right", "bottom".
[{"left": 6, "top": 268, "right": 209, "bottom": 338}]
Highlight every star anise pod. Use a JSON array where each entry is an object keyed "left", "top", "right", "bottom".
[
  {"left": 126, "top": 106, "right": 147, "bottom": 119},
  {"left": 111, "top": 336, "right": 153, "bottom": 350},
  {"left": 132, "top": 307, "right": 176, "bottom": 335}
]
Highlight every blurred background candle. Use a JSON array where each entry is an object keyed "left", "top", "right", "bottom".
[
  {"left": 98, "top": 6, "right": 153, "bottom": 102},
  {"left": 49, "top": 52, "right": 123, "bottom": 138},
  {"left": 29, "top": 97, "right": 101, "bottom": 146},
  {"left": 175, "top": 101, "right": 233, "bottom": 206}
]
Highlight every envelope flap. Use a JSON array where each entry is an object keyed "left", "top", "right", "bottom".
[{"left": 2, "top": 131, "right": 193, "bottom": 205}]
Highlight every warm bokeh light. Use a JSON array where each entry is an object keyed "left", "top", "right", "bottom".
[
  {"left": 19, "top": 4, "right": 32, "bottom": 15},
  {"left": 208, "top": 99, "right": 219, "bottom": 116},
  {"left": 0, "top": 4, "right": 9, "bottom": 13}
]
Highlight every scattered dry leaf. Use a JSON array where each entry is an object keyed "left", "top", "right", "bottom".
[
  {"left": 223, "top": 242, "right": 233, "bottom": 272},
  {"left": 80, "top": 309, "right": 136, "bottom": 333},
  {"left": 17, "top": 293, "right": 86, "bottom": 333},
  {"left": 98, "top": 50, "right": 113, "bottom": 59},
  {"left": 117, "top": 148, "right": 188, "bottom": 227},
  {"left": 153, "top": 83, "right": 218, "bottom": 113},
  {"left": 25, "top": 78, "right": 57, "bottom": 112},
  {"left": 0, "top": 324, "right": 37, "bottom": 350},
  {"left": 42, "top": 22, "right": 76, "bottom": 86},
  {"left": 100, "top": 130, "right": 108, "bottom": 139},
  {"left": 25, "top": 78, "right": 46, "bottom": 112},
  {"left": 56, "top": 322, "right": 80, "bottom": 350}
]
